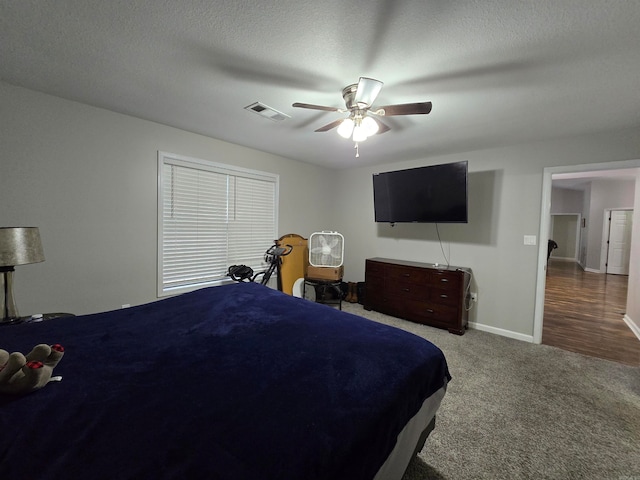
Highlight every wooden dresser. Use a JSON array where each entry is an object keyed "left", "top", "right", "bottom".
[{"left": 364, "top": 257, "right": 471, "bottom": 335}]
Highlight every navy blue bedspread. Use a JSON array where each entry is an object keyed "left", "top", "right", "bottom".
[{"left": 0, "top": 282, "right": 449, "bottom": 480}]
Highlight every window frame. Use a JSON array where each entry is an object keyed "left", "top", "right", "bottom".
[{"left": 157, "top": 151, "right": 279, "bottom": 297}]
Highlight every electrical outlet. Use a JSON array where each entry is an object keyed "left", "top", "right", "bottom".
[{"left": 470, "top": 292, "right": 478, "bottom": 302}]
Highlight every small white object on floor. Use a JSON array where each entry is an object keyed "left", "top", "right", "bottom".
[{"left": 292, "top": 278, "right": 304, "bottom": 298}]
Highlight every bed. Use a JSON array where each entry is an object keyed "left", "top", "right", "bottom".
[{"left": 0, "top": 282, "right": 450, "bottom": 480}]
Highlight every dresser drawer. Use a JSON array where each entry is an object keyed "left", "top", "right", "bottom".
[
  {"left": 365, "top": 260, "right": 385, "bottom": 276},
  {"left": 364, "top": 261, "right": 385, "bottom": 310},
  {"left": 380, "top": 296, "right": 404, "bottom": 318},
  {"left": 429, "top": 286, "right": 460, "bottom": 307},
  {"left": 410, "top": 301, "right": 459, "bottom": 325},
  {"left": 365, "top": 274, "right": 384, "bottom": 291},
  {"left": 386, "top": 265, "right": 430, "bottom": 284},
  {"left": 430, "top": 270, "right": 461, "bottom": 289},
  {"left": 386, "top": 280, "right": 428, "bottom": 301}
]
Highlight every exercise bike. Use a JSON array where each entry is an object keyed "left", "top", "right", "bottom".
[{"left": 227, "top": 243, "right": 293, "bottom": 285}]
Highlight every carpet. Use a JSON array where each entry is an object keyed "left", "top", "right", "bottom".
[{"left": 341, "top": 303, "right": 640, "bottom": 480}]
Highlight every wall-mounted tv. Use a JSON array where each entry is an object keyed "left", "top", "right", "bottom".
[{"left": 373, "top": 161, "right": 468, "bottom": 223}]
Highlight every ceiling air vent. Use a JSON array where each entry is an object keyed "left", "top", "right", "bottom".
[{"left": 244, "top": 102, "right": 290, "bottom": 122}]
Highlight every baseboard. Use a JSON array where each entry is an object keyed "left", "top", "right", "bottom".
[
  {"left": 584, "top": 267, "right": 601, "bottom": 273},
  {"left": 623, "top": 314, "right": 640, "bottom": 341},
  {"left": 468, "top": 321, "right": 534, "bottom": 343}
]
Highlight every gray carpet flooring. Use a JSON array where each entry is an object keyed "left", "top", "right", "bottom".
[{"left": 341, "top": 303, "right": 640, "bottom": 480}]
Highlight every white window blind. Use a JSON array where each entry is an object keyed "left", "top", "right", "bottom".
[{"left": 158, "top": 152, "right": 278, "bottom": 295}]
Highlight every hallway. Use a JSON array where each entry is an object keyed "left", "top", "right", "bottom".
[{"left": 542, "top": 259, "right": 639, "bottom": 366}]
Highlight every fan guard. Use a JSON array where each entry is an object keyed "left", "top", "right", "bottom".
[{"left": 309, "top": 231, "right": 344, "bottom": 267}]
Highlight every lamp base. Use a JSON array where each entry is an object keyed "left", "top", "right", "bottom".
[{"left": 1, "top": 268, "right": 20, "bottom": 323}]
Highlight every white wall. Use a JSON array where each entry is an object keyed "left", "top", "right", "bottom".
[
  {"left": 0, "top": 82, "right": 336, "bottom": 315},
  {"left": 550, "top": 187, "right": 585, "bottom": 264},
  {"left": 585, "top": 178, "right": 635, "bottom": 271},
  {"left": 627, "top": 170, "right": 640, "bottom": 335},
  {"left": 2, "top": 81, "right": 639, "bottom": 340},
  {"left": 551, "top": 187, "right": 584, "bottom": 215},
  {"left": 334, "top": 133, "right": 640, "bottom": 340},
  {"left": 551, "top": 215, "right": 578, "bottom": 260}
]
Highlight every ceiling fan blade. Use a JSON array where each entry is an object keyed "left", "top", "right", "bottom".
[
  {"left": 292, "top": 102, "right": 341, "bottom": 112},
  {"left": 314, "top": 119, "right": 344, "bottom": 132},
  {"left": 354, "top": 77, "right": 384, "bottom": 108},
  {"left": 376, "top": 102, "right": 432, "bottom": 116}
]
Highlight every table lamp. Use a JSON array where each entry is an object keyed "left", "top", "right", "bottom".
[{"left": 0, "top": 227, "right": 45, "bottom": 324}]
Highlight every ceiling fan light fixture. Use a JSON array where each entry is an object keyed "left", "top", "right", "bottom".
[
  {"left": 361, "top": 115, "right": 379, "bottom": 136},
  {"left": 337, "top": 118, "right": 354, "bottom": 138},
  {"left": 352, "top": 124, "right": 368, "bottom": 142}
]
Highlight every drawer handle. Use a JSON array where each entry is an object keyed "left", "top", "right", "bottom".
[
  {"left": 402, "top": 288, "right": 410, "bottom": 292},
  {"left": 426, "top": 309, "right": 434, "bottom": 313},
  {"left": 440, "top": 294, "right": 448, "bottom": 298},
  {"left": 402, "top": 273, "right": 410, "bottom": 277},
  {"left": 440, "top": 278, "right": 449, "bottom": 282}
]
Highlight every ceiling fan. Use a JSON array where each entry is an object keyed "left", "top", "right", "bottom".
[{"left": 292, "top": 77, "right": 432, "bottom": 157}]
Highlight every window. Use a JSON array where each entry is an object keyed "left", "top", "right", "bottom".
[{"left": 157, "top": 151, "right": 278, "bottom": 296}]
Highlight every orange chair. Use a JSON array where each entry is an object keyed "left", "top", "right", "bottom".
[{"left": 276, "top": 234, "right": 308, "bottom": 295}]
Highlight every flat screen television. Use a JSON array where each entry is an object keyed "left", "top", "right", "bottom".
[{"left": 373, "top": 161, "right": 468, "bottom": 223}]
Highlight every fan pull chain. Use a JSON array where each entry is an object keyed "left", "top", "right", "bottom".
[{"left": 354, "top": 142, "right": 360, "bottom": 157}]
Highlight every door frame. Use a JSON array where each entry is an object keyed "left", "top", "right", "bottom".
[{"left": 533, "top": 158, "right": 640, "bottom": 344}]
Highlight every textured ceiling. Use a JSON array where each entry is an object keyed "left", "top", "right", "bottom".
[{"left": 2, "top": 0, "right": 640, "bottom": 169}]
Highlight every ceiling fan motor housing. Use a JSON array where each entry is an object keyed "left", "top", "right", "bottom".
[{"left": 342, "top": 84, "right": 359, "bottom": 109}]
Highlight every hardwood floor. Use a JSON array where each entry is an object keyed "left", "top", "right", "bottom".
[{"left": 542, "top": 259, "right": 639, "bottom": 366}]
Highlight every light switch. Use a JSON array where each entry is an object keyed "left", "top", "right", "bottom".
[{"left": 523, "top": 235, "right": 537, "bottom": 246}]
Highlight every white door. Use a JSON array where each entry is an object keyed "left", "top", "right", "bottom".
[{"left": 606, "top": 210, "right": 633, "bottom": 275}]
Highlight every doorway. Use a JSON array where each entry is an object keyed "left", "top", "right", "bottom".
[
  {"left": 541, "top": 259, "right": 638, "bottom": 365},
  {"left": 549, "top": 214, "right": 580, "bottom": 262},
  {"left": 533, "top": 159, "right": 640, "bottom": 345}
]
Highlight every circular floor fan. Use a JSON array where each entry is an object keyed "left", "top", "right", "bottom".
[{"left": 309, "top": 231, "right": 344, "bottom": 267}]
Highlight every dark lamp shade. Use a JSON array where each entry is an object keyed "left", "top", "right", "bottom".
[{"left": 0, "top": 227, "right": 45, "bottom": 267}]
